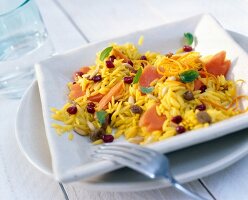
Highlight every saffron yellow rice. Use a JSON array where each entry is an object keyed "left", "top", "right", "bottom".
[{"left": 51, "top": 41, "right": 248, "bottom": 145}]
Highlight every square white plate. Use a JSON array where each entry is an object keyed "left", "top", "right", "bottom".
[{"left": 36, "top": 14, "right": 248, "bottom": 182}]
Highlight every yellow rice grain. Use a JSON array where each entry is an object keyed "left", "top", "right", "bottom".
[
  {"left": 68, "top": 133, "right": 74, "bottom": 140},
  {"left": 92, "top": 139, "right": 104, "bottom": 145},
  {"left": 138, "top": 35, "right": 144, "bottom": 46}
]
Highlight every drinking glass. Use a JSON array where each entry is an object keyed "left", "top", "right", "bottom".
[{"left": 0, "top": 0, "right": 54, "bottom": 98}]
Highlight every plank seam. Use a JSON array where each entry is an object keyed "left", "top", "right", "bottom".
[
  {"left": 198, "top": 179, "right": 217, "bottom": 200},
  {"left": 52, "top": 0, "right": 90, "bottom": 43},
  {"left": 59, "top": 182, "right": 70, "bottom": 200}
]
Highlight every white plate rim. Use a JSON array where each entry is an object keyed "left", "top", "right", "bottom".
[{"left": 35, "top": 14, "right": 248, "bottom": 182}]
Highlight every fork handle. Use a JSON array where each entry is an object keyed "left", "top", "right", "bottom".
[{"left": 170, "top": 178, "right": 209, "bottom": 200}]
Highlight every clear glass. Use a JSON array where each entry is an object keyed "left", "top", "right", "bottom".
[
  {"left": 0, "top": 0, "right": 55, "bottom": 98},
  {"left": 0, "top": 0, "right": 51, "bottom": 60}
]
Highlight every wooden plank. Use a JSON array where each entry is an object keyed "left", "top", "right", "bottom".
[
  {"left": 144, "top": 0, "right": 248, "bottom": 36},
  {"left": 0, "top": 100, "right": 64, "bottom": 200},
  {"left": 202, "top": 156, "right": 248, "bottom": 200},
  {"left": 36, "top": 0, "right": 87, "bottom": 53},
  {"left": 54, "top": 0, "right": 164, "bottom": 42},
  {"left": 8, "top": 0, "right": 247, "bottom": 199},
  {"left": 65, "top": 181, "right": 214, "bottom": 200}
]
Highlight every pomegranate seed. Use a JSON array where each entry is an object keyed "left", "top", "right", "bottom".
[
  {"left": 171, "top": 115, "right": 183, "bottom": 124},
  {"left": 183, "top": 45, "right": 193, "bottom": 52},
  {"left": 92, "top": 75, "right": 102, "bottom": 82},
  {"left": 87, "top": 102, "right": 95, "bottom": 107},
  {"left": 75, "top": 71, "right": 84, "bottom": 77},
  {"left": 127, "top": 60, "right": 133, "bottom": 66},
  {"left": 140, "top": 55, "right": 147, "bottom": 60},
  {"left": 199, "top": 85, "right": 207, "bottom": 93},
  {"left": 124, "top": 76, "right": 133, "bottom": 84},
  {"left": 87, "top": 105, "right": 95, "bottom": 114},
  {"left": 102, "top": 134, "right": 114, "bottom": 143},
  {"left": 176, "top": 125, "right": 186, "bottom": 134},
  {"left": 109, "top": 55, "right": 116, "bottom": 62},
  {"left": 196, "top": 104, "right": 206, "bottom": 111},
  {"left": 106, "top": 60, "right": 115, "bottom": 68},
  {"left": 67, "top": 106, "right": 77, "bottom": 114}
]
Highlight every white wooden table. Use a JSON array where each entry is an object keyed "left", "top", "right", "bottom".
[{"left": 1, "top": 0, "right": 248, "bottom": 199}]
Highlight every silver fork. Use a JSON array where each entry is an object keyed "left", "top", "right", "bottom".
[{"left": 93, "top": 143, "right": 209, "bottom": 200}]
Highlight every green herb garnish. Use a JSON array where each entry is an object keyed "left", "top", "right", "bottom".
[
  {"left": 132, "top": 68, "right": 142, "bottom": 84},
  {"left": 140, "top": 86, "right": 154, "bottom": 94},
  {"left": 179, "top": 70, "right": 199, "bottom": 83},
  {"left": 100, "top": 46, "right": 113, "bottom": 61},
  {"left": 96, "top": 110, "right": 107, "bottom": 125},
  {"left": 184, "top": 32, "right": 194, "bottom": 46}
]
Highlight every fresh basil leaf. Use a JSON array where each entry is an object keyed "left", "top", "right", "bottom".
[
  {"left": 132, "top": 68, "right": 142, "bottom": 84},
  {"left": 179, "top": 70, "right": 199, "bottom": 83},
  {"left": 140, "top": 86, "right": 154, "bottom": 94},
  {"left": 96, "top": 110, "right": 107, "bottom": 125},
  {"left": 184, "top": 32, "right": 194, "bottom": 45},
  {"left": 100, "top": 46, "right": 113, "bottom": 61}
]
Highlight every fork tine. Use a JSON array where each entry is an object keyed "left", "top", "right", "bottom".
[
  {"left": 92, "top": 152, "right": 155, "bottom": 178},
  {"left": 103, "top": 143, "right": 158, "bottom": 156},
  {"left": 92, "top": 152, "right": 143, "bottom": 167},
  {"left": 99, "top": 145, "right": 151, "bottom": 161},
  {"left": 95, "top": 149, "right": 148, "bottom": 165}
]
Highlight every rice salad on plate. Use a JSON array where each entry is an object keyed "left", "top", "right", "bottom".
[{"left": 51, "top": 33, "right": 248, "bottom": 145}]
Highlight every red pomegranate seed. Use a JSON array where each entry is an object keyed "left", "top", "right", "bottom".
[
  {"left": 196, "top": 104, "right": 206, "bottom": 111},
  {"left": 199, "top": 85, "right": 207, "bottom": 93},
  {"left": 87, "top": 102, "right": 95, "bottom": 107},
  {"left": 171, "top": 115, "right": 182, "bottom": 124},
  {"left": 124, "top": 76, "right": 133, "bottom": 84},
  {"left": 75, "top": 71, "right": 84, "bottom": 77},
  {"left": 183, "top": 45, "right": 193, "bottom": 52},
  {"left": 102, "top": 134, "right": 114, "bottom": 143},
  {"left": 176, "top": 125, "right": 186, "bottom": 134},
  {"left": 140, "top": 55, "right": 147, "bottom": 60},
  {"left": 67, "top": 106, "right": 77, "bottom": 114},
  {"left": 127, "top": 60, "right": 133, "bottom": 66},
  {"left": 92, "top": 75, "right": 102, "bottom": 82},
  {"left": 109, "top": 55, "right": 116, "bottom": 62},
  {"left": 106, "top": 60, "right": 115, "bottom": 68},
  {"left": 87, "top": 105, "right": 95, "bottom": 114}
]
